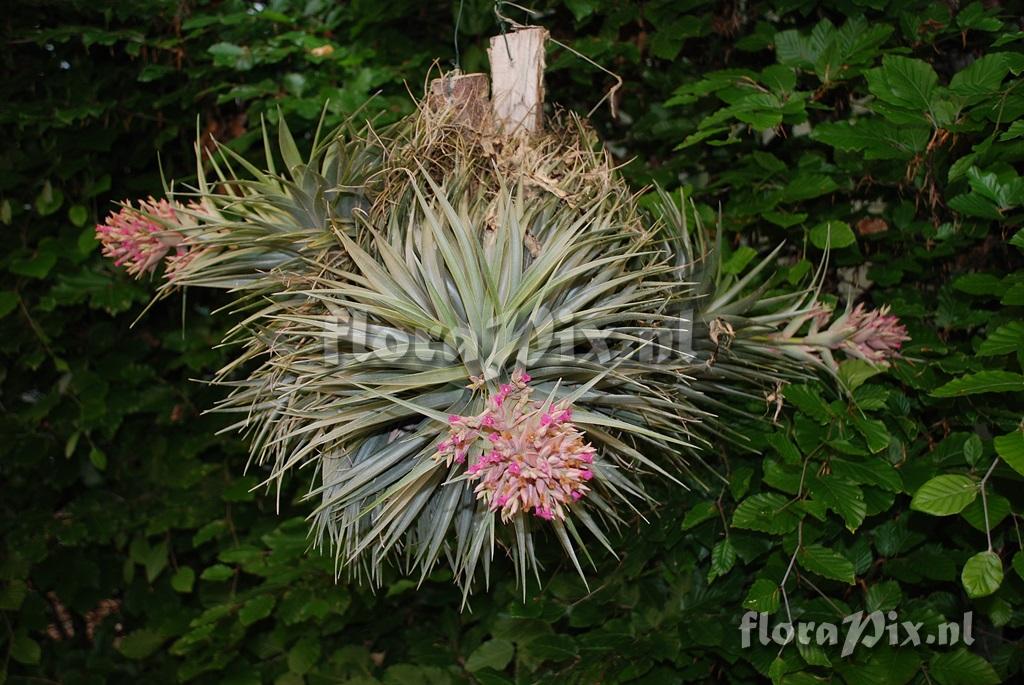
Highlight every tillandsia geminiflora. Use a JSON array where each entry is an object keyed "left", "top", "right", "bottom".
[{"left": 97, "top": 93, "right": 908, "bottom": 599}]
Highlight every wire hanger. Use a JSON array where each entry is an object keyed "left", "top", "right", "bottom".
[{"left": 444, "top": 0, "right": 467, "bottom": 98}]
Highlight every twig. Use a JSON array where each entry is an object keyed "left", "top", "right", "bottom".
[
  {"left": 979, "top": 457, "right": 1000, "bottom": 552},
  {"left": 778, "top": 520, "right": 803, "bottom": 655}
]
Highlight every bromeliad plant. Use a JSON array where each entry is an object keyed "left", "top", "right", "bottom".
[{"left": 97, "top": 98, "right": 907, "bottom": 595}]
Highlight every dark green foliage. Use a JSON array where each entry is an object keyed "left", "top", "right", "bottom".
[{"left": 2, "top": 1, "right": 1022, "bottom": 683}]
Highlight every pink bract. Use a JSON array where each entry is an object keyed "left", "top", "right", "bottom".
[
  {"left": 95, "top": 198, "right": 188, "bottom": 278},
  {"left": 436, "top": 369, "right": 596, "bottom": 522}
]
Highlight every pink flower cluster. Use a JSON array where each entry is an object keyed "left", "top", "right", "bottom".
[
  {"left": 770, "top": 301, "right": 909, "bottom": 368},
  {"left": 835, "top": 304, "right": 909, "bottom": 365},
  {"left": 437, "top": 370, "right": 596, "bottom": 522},
  {"left": 95, "top": 198, "right": 190, "bottom": 278}
]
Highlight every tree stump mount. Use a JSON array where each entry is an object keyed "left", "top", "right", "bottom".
[
  {"left": 488, "top": 27, "right": 548, "bottom": 134},
  {"left": 426, "top": 72, "right": 491, "bottom": 127},
  {"left": 427, "top": 26, "right": 548, "bottom": 135}
]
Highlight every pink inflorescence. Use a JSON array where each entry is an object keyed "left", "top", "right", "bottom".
[
  {"left": 436, "top": 369, "right": 596, "bottom": 522},
  {"left": 95, "top": 198, "right": 189, "bottom": 278},
  {"left": 837, "top": 304, "right": 910, "bottom": 365},
  {"left": 770, "top": 301, "right": 910, "bottom": 369}
]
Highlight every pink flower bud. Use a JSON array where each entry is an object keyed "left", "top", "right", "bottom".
[
  {"left": 96, "top": 198, "right": 188, "bottom": 278},
  {"left": 444, "top": 374, "right": 594, "bottom": 522}
]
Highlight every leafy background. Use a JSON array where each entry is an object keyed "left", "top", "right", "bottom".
[{"left": 2, "top": 0, "right": 1023, "bottom": 683}]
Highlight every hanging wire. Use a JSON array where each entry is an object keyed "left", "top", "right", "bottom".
[
  {"left": 444, "top": 0, "right": 466, "bottom": 98},
  {"left": 493, "top": 1, "right": 513, "bottom": 62},
  {"left": 550, "top": 35, "right": 623, "bottom": 119},
  {"left": 452, "top": 0, "right": 465, "bottom": 72}
]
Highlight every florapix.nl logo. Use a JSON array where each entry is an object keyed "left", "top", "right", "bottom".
[{"left": 740, "top": 611, "right": 975, "bottom": 657}]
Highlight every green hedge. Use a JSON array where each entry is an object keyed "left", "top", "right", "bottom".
[{"left": 2, "top": 1, "right": 1022, "bottom": 683}]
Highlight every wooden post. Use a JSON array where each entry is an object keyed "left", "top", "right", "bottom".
[
  {"left": 488, "top": 27, "right": 548, "bottom": 134},
  {"left": 426, "top": 72, "right": 490, "bottom": 127}
]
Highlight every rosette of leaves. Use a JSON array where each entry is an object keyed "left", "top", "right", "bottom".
[
  {"left": 156, "top": 112, "right": 384, "bottom": 381},
  {"left": 107, "top": 103, "right": 897, "bottom": 596}
]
